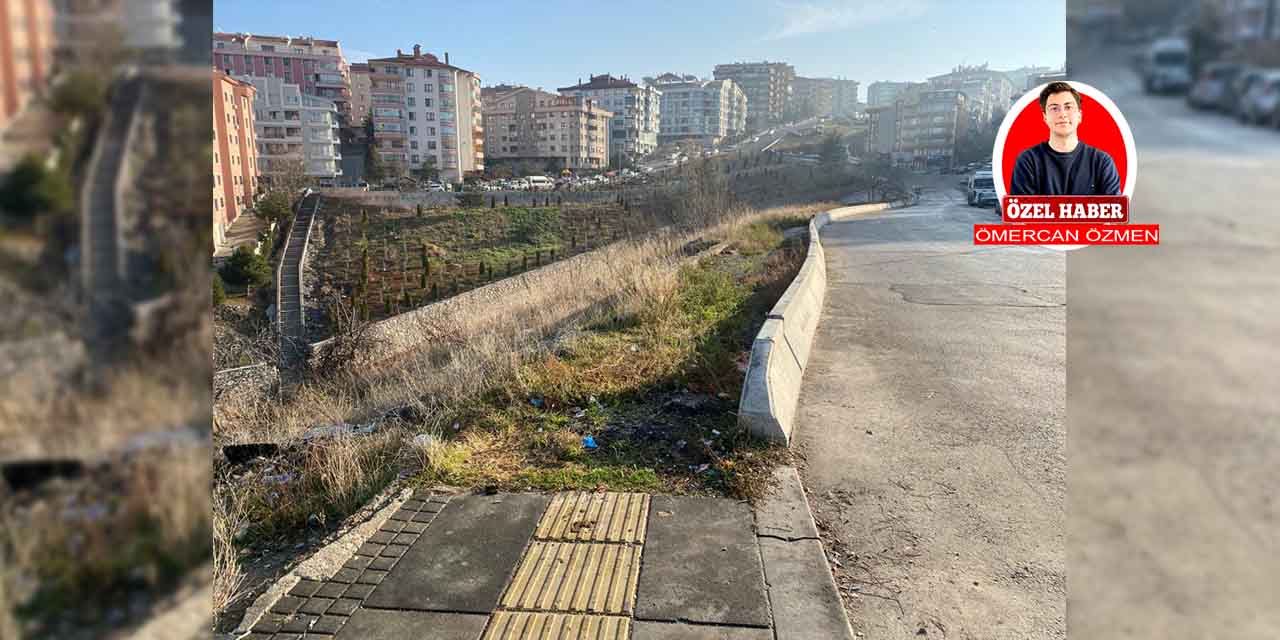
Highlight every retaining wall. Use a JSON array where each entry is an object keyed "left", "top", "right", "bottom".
[
  {"left": 213, "top": 362, "right": 279, "bottom": 405},
  {"left": 738, "top": 199, "right": 912, "bottom": 444}
]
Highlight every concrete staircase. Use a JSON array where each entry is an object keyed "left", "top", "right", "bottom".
[{"left": 277, "top": 194, "right": 319, "bottom": 367}]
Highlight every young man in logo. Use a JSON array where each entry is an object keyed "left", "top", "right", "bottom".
[{"left": 1009, "top": 82, "right": 1121, "bottom": 196}]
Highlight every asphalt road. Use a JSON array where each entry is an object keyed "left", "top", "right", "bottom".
[
  {"left": 1066, "top": 37, "right": 1280, "bottom": 638},
  {"left": 796, "top": 181, "right": 1066, "bottom": 638}
]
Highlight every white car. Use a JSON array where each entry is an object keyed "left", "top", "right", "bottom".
[{"left": 1238, "top": 69, "right": 1280, "bottom": 126}]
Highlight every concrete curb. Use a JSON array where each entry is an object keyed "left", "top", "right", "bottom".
[
  {"left": 755, "top": 466, "right": 853, "bottom": 639},
  {"left": 737, "top": 198, "right": 912, "bottom": 444}
]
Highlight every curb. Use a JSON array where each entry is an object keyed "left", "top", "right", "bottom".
[
  {"left": 737, "top": 198, "right": 913, "bottom": 444},
  {"left": 755, "top": 465, "right": 854, "bottom": 639}
]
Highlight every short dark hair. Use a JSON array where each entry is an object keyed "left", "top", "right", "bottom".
[{"left": 1039, "top": 82, "right": 1081, "bottom": 112}]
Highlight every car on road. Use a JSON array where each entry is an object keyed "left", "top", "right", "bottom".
[
  {"left": 1237, "top": 69, "right": 1280, "bottom": 126},
  {"left": 1141, "top": 37, "right": 1192, "bottom": 94},
  {"left": 1187, "top": 61, "right": 1244, "bottom": 110},
  {"left": 976, "top": 189, "right": 1000, "bottom": 209},
  {"left": 1225, "top": 66, "right": 1267, "bottom": 117},
  {"left": 966, "top": 170, "right": 995, "bottom": 206}
]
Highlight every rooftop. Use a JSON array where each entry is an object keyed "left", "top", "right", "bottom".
[{"left": 557, "top": 74, "right": 638, "bottom": 91}]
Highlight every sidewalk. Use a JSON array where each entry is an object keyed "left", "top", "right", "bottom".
[{"left": 240, "top": 468, "right": 851, "bottom": 640}]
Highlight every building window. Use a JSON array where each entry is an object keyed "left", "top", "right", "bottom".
[
  {"left": 412, "top": 154, "right": 420, "bottom": 163},
  {"left": 409, "top": 112, "right": 416, "bottom": 120},
  {"left": 424, "top": 98, "right": 432, "bottom": 107},
  {"left": 409, "top": 126, "right": 417, "bottom": 134},
  {"left": 216, "top": 42, "right": 225, "bottom": 49},
  {"left": 411, "top": 141, "right": 418, "bottom": 149},
  {"left": 428, "top": 127, "right": 436, "bottom": 135},
  {"left": 426, "top": 69, "right": 432, "bottom": 77},
  {"left": 427, "top": 141, "right": 437, "bottom": 150},
  {"left": 425, "top": 113, "right": 435, "bottom": 121},
  {"left": 406, "top": 68, "right": 414, "bottom": 77},
  {"left": 407, "top": 97, "right": 415, "bottom": 106},
  {"left": 425, "top": 83, "right": 433, "bottom": 92}
]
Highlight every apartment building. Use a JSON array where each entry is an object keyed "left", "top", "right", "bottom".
[
  {"left": 50, "top": 0, "right": 117, "bottom": 66},
  {"left": 482, "top": 86, "right": 612, "bottom": 171},
  {"left": 213, "top": 70, "right": 258, "bottom": 251},
  {"left": 890, "top": 89, "right": 967, "bottom": 169},
  {"left": 348, "top": 62, "right": 371, "bottom": 126},
  {"left": 652, "top": 75, "right": 746, "bottom": 146},
  {"left": 0, "top": 0, "right": 55, "bottom": 134},
  {"left": 712, "top": 61, "right": 794, "bottom": 132},
  {"left": 557, "top": 74, "right": 660, "bottom": 164},
  {"left": 214, "top": 32, "right": 352, "bottom": 122},
  {"left": 365, "top": 45, "right": 484, "bottom": 182},
  {"left": 928, "top": 64, "right": 1014, "bottom": 127},
  {"left": 790, "top": 76, "right": 834, "bottom": 119},
  {"left": 238, "top": 75, "right": 342, "bottom": 185},
  {"left": 831, "top": 78, "right": 860, "bottom": 118},
  {"left": 867, "top": 81, "right": 912, "bottom": 107}
]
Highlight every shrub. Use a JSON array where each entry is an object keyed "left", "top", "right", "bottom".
[
  {"left": 219, "top": 246, "right": 271, "bottom": 288},
  {"left": 0, "top": 155, "right": 74, "bottom": 219},
  {"left": 213, "top": 273, "right": 226, "bottom": 306},
  {"left": 49, "top": 70, "right": 108, "bottom": 118}
]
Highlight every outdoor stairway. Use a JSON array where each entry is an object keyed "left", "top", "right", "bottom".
[{"left": 278, "top": 195, "right": 319, "bottom": 367}]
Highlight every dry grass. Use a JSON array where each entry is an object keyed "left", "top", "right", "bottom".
[{"left": 211, "top": 488, "right": 247, "bottom": 614}]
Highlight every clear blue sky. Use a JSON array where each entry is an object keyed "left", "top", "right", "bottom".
[{"left": 213, "top": 0, "right": 1064, "bottom": 99}]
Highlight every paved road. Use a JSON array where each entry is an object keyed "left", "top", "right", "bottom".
[
  {"left": 1067, "top": 37, "right": 1280, "bottom": 638},
  {"left": 796, "top": 182, "right": 1066, "bottom": 638}
]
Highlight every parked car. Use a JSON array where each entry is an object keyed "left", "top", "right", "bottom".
[
  {"left": 1237, "top": 69, "right": 1280, "bottom": 126},
  {"left": 1142, "top": 37, "right": 1192, "bottom": 94},
  {"left": 1187, "top": 61, "right": 1244, "bottom": 110}
]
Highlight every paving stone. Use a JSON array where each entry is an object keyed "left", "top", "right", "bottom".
[
  {"left": 330, "top": 567, "right": 361, "bottom": 584},
  {"left": 412, "top": 489, "right": 435, "bottom": 501},
  {"left": 411, "top": 511, "right": 436, "bottom": 523},
  {"left": 389, "top": 508, "right": 415, "bottom": 522},
  {"left": 314, "top": 582, "right": 348, "bottom": 599},
  {"left": 274, "top": 635, "right": 303, "bottom": 640},
  {"left": 327, "top": 598, "right": 361, "bottom": 616},
  {"left": 279, "top": 613, "right": 317, "bottom": 633},
  {"left": 343, "top": 556, "right": 372, "bottom": 571},
  {"left": 402, "top": 500, "right": 426, "bottom": 511},
  {"left": 754, "top": 466, "right": 819, "bottom": 541},
  {"left": 270, "top": 595, "right": 305, "bottom": 615},
  {"left": 635, "top": 496, "right": 770, "bottom": 628},
  {"left": 367, "top": 531, "right": 396, "bottom": 545},
  {"left": 368, "top": 556, "right": 397, "bottom": 571},
  {"left": 288, "top": 579, "right": 323, "bottom": 598},
  {"left": 241, "top": 633, "right": 273, "bottom": 640},
  {"left": 365, "top": 493, "right": 548, "bottom": 613},
  {"left": 299, "top": 597, "right": 334, "bottom": 616},
  {"left": 632, "top": 621, "right": 774, "bottom": 640},
  {"left": 534, "top": 492, "right": 649, "bottom": 543},
  {"left": 392, "top": 532, "right": 418, "bottom": 545},
  {"left": 759, "top": 538, "right": 854, "bottom": 639},
  {"left": 500, "top": 541, "right": 642, "bottom": 614},
  {"left": 380, "top": 544, "right": 409, "bottom": 558},
  {"left": 379, "top": 519, "right": 406, "bottom": 534},
  {"left": 249, "top": 612, "right": 287, "bottom": 633},
  {"left": 356, "top": 569, "right": 388, "bottom": 585},
  {"left": 311, "top": 614, "right": 348, "bottom": 634},
  {"left": 335, "top": 609, "right": 488, "bottom": 639},
  {"left": 356, "top": 542, "right": 385, "bottom": 557},
  {"left": 482, "top": 612, "right": 631, "bottom": 639},
  {"left": 342, "top": 583, "right": 375, "bottom": 599},
  {"left": 401, "top": 521, "right": 428, "bottom": 534}
]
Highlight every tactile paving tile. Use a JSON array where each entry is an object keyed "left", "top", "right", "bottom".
[
  {"left": 482, "top": 611, "right": 631, "bottom": 640},
  {"left": 500, "top": 542, "right": 642, "bottom": 614},
  {"left": 534, "top": 492, "right": 650, "bottom": 543}
]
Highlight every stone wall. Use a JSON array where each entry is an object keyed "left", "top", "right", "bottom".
[{"left": 213, "top": 362, "right": 279, "bottom": 405}]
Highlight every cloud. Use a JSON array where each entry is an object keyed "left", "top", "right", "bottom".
[
  {"left": 343, "top": 48, "right": 384, "bottom": 63},
  {"left": 762, "top": 0, "right": 930, "bottom": 40}
]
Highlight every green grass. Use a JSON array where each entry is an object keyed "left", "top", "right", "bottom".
[{"left": 516, "top": 466, "right": 663, "bottom": 492}]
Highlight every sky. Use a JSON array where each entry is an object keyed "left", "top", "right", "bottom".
[{"left": 213, "top": 0, "right": 1065, "bottom": 100}]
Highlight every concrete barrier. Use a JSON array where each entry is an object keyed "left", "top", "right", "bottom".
[{"left": 738, "top": 199, "right": 909, "bottom": 444}]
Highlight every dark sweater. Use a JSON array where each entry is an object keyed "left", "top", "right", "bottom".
[{"left": 1009, "top": 141, "right": 1121, "bottom": 196}]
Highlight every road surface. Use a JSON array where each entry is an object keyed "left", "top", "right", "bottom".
[
  {"left": 1066, "top": 35, "right": 1280, "bottom": 638},
  {"left": 796, "top": 180, "right": 1066, "bottom": 638}
]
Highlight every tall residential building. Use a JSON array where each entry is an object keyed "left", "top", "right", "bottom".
[
  {"left": 365, "top": 45, "right": 484, "bottom": 182},
  {"left": 652, "top": 75, "right": 746, "bottom": 146},
  {"left": 867, "top": 81, "right": 912, "bottom": 107},
  {"left": 1002, "top": 65, "right": 1054, "bottom": 94},
  {"left": 238, "top": 75, "right": 342, "bottom": 186},
  {"left": 927, "top": 64, "right": 1014, "bottom": 127},
  {"left": 790, "top": 77, "right": 835, "bottom": 119},
  {"left": 713, "top": 61, "right": 794, "bottom": 131},
  {"left": 348, "top": 62, "right": 371, "bottom": 126},
  {"left": 0, "top": 0, "right": 55, "bottom": 134},
  {"left": 890, "top": 89, "right": 968, "bottom": 169},
  {"left": 865, "top": 103, "right": 898, "bottom": 155},
  {"left": 831, "top": 78, "right": 860, "bottom": 118},
  {"left": 213, "top": 32, "right": 352, "bottom": 122},
  {"left": 213, "top": 70, "right": 259, "bottom": 251},
  {"left": 51, "top": 0, "right": 119, "bottom": 66},
  {"left": 557, "top": 74, "right": 661, "bottom": 164},
  {"left": 482, "top": 86, "right": 612, "bottom": 171}
]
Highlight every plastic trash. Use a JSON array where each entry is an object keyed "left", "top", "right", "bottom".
[{"left": 582, "top": 435, "right": 598, "bottom": 450}]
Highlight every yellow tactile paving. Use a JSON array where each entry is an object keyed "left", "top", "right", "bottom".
[
  {"left": 500, "top": 541, "right": 642, "bottom": 615},
  {"left": 535, "top": 492, "right": 650, "bottom": 543},
  {"left": 482, "top": 611, "right": 631, "bottom": 640}
]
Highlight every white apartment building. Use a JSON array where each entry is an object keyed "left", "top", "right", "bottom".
[
  {"left": 558, "top": 74, "right": 660, "bottom": 164},
  {"left": 652, "top": 75, "right": 746, "bottom": 146},
  {"left": 238, "top": 75, "right": 342, "bottom": 186},
  {"left": 365, "top": 45, "right": 484, "bottom": 182}
]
